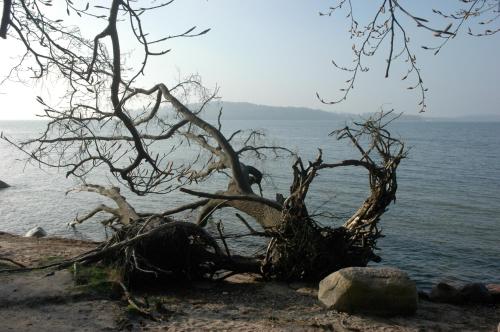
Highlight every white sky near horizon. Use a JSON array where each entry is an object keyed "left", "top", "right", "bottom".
[{"left": 0, "top": 0, "right": 499, "bottom": 120}]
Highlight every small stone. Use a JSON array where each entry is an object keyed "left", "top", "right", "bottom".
[
  {"left": 0, "top": 180, "right": 9, "bottom": 189},
  {"left": 24, "top": 226, "right": 47, "bottom": 238},
  {"left": 239, "top": 307, "right": 251, "bottom": 315},
  {"left": 296, "top": 287, "right": 317, "bottom": 296},
  {"left": 318, "top": 267, "right": 418, "bottom": 316}
]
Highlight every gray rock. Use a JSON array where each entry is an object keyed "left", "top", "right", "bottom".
[
  {"left": 430, "top": 282, "right": 493, "bottom": 305},
  {"left": 459, "top": 283, "right": 492, "bottom": 304},
  {"left": 24, "top": 227, "right": 47, "bottom": 238},
  {"left": 0, "top": 180, "right": 9, "bottom": 189},
  {"left": 318, "top": 267, "right": 417, "bottom": 316},
  {"left": 429, "top": 282, "right": 461, "bottom": 304}
]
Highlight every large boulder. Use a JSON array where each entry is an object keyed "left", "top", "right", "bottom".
[
  {"left": 24, "top": 226, "right": 47, "bottom": 238},
  {"left": 0, "top": 180, "right": 9, "bottom": 189},
  {"left": 318, "top": 267, "right": 417, "bottom": 316}
]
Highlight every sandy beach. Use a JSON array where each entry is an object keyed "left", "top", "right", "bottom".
[{"left": 0, "top": 232, "right": 499, "bottom": 331}]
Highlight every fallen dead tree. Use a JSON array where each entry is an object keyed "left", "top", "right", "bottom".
[
  {"left": 1, "top": 112, "right": 406, "bottom": 287},
  {"left": 0, "top": 1, "right": 406, "bottom": 288}
]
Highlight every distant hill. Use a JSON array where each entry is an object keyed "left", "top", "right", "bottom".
[
  {"left": 200, "top": 102, "right": 351, "bottom": 120},
  {"left": 199, "top": 101, "right": 427, "bottom": 122},
  {"left": 158, "top": 101, "right": 425, "bottom": 121},
  {"left": 425, "top": 114, "right": 500, "bottom": 122}
]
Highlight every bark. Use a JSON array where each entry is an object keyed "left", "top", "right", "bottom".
[
  {"left": 68, "top": 184, "right": 139, "bottom": 226},
  {"left": 191, "top": 165, "right": 283, "bottom": 230},
  {"left": 196, "top": 194, "right": 283, "bottom": 230},
  {"left": 0, "top": 0, "right": 11, "bottom": 39}
]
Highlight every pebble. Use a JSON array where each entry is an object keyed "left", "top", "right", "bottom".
[{"left": 24, "top": 227, "right": 47, "bottom": 238}]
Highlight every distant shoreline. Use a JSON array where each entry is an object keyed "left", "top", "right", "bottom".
[{"left": 0, "top": 101, "right": 498, "bottom": 122}]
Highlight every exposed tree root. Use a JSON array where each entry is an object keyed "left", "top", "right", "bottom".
[{"left": 0, "top": 257, "right": 26, "bottom": 268}]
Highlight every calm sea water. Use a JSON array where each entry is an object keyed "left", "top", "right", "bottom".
[{"left": 0, "top": 119, "right": 499, "bottom": 290}]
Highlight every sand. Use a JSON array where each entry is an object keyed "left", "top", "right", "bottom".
[{"left": 1, "top": 232, "right": 499, "bottom": 331}]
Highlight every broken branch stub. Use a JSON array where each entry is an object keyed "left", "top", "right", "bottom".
[{"left": 68, "top": 184, "right": 139, "bottom": 227}]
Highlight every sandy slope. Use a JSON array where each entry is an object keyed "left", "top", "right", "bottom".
[{"left": 0, "top": 232, "right": 499, "bottom": 331}]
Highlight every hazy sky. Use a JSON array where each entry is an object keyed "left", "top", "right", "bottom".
[{"left": 0, "top": 0, "right": 499, "bottom": 119}]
